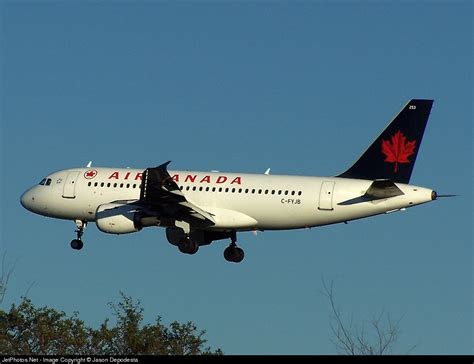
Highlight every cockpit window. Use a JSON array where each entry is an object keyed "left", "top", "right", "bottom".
[{"left": 38, "top": 178, "right": 52, "bottom": 186}]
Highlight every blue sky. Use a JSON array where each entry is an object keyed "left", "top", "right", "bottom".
[{"left": 1, "top": 0, "right": 472, "bottom": 354}]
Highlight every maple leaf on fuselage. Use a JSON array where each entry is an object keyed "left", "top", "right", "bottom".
[{"left": 381, "top": 130, "right": 416, "bottom": 173}]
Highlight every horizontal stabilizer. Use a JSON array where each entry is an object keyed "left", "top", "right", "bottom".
[{"left": 364, "top": 180, "right": 404, "bottom": 199}]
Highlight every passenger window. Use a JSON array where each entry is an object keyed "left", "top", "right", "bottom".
[
  {"left": 284, "top": 190, "right": 288, "bottom": 195},
  {"left": 206, "top": 187, "right": 210, "bottom": 192},
  {"left": 88, "top": 182, "right": 92, "bottom": 187},
  {"left": 133, "top": 184, "right": 137, "bottom": 189},
  {"left": 291, "top": 191, "right": 295, "bottom": 196},
  {"left": 258, "top": 189, "right": 262, "bottom": 194},
  {"left": 212, "top": 187, "right": 216, "bottom": 192},
  {"left": 245, "top": 189, "right": 249, "bottom": 193},
  {"left": 298, "top": 191, "right": 302, "bottom": 196},
  {"left": 107, "top": 183, "right": 111, "bottom": 187},
  {"left": 271, "top": 190, "right": 275, "bottom": 195},
  {"left": 114, "top": 183, "right": 117, "bottom": 188},
  {"left": 278, "top": 190, "right": 282, "bottom": 195},
  {"left": 126, "top": 184, "right": 130, "bottom": 188},
  {"left": 225, "top": 188, "right": 229, "bottom": 193},
  {"left": 238, "top": 188, "right": 242, "bottom": 193},
  {"left": 120, "top": 183, "right": 124, "bottom": 188},
  {"left": 192, "top": 186, "right": 196, "bottom": 191},
  {"left": 199, "top": 187, "right": 203, "bottom": 191},
  {"left": 94, "top": 182, "right": 98, "bottom": 187},
  {"left": 251, "top": 189, "right": 255, "bottom": 194},
  {"left": 100, "top": 182, "right": 105, "bottom": 187},
  {"left": 264, "top": 189, "right": 268, "bottom": 194},
  {"left": 232, "top": 188, "right": 235, "bottom": 193},
  {"left": 219, "top": 187, "right": 223, "bottom": 192},
  {"left": 186, "top": 186, "right": 190, "bottom": 191}
]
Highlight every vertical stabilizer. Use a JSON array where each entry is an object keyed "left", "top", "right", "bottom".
[{"left": 338, "top": 99, "right": 433, "bottom": 184}]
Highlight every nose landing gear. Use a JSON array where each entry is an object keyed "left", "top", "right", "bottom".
[{"left": 70, "top": 220, "right": 86, "bottom": 250}]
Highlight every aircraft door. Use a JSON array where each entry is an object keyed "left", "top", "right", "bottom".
[
  {"left": 62, "top": 171, "right": 81, "bottom": 199},
  {"left": 318, "top": 181, "right": 335, "bottom": 211}
]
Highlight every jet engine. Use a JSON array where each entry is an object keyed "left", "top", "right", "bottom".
[
  {"left": 96, "top": 202, "right": 170, "bottom": 234},
  {"left": 96, "top": 203, "right": 143, "bottom": 234}
]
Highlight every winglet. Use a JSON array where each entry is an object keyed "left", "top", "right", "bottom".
[
  {"left": 264, "top": 168, "right": 271, "bottom": 175},
  {"left": 157, "top": 160, "right": 172, "bottom": 169},
  {"left": 86, "top": 161, "right": 92, "bottom": 168}
]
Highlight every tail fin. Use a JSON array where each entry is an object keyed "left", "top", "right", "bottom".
[{"left": 338, "top": 99, "right": 433, "bottom": 184}]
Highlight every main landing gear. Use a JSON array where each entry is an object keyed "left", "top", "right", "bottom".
[
  {"left": 174, "top": 220, "right": 199, "bottom": 255},
  {"left": 223, "top": 232, "right": 244, "bottom": 263},
  {"left": 178, "top": 238, "right": 199, "bottom": 255},
  {"left": 173, "top": 228, "right": 245, "bottom": 263},
  {"left": 70, "top": 220, "right": 86, "bottom": 250}
]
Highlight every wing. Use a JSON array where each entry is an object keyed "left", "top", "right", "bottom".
[{"left": 139, "top": 161, "right": 215, "bottom": 224}]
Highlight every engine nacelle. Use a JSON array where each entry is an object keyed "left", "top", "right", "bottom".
[{"left": 96, "top": 203, "right": 142, "bottom": 234}]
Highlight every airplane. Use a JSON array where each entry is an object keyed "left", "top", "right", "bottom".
[{"left": 20, "top": 99, "right": 447, "bottom": 263}]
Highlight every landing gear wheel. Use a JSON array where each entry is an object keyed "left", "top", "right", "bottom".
[
  {"left": 224, "top": 246, "right": 244, "bottom": 263},
  {"left": 224, "top": 246, "right": 234, "bottom": 262},
  {"left": 234, "top": 247, "right": 244, "bottom": 263},
  {"left": 189, "top": 241, "right": 199, "bottom": 255},
  {"left": 178, "top": 239, "right": 199, "bottom": 255},
  {"left": 70, "top": 239, "right": 83, "bottom": 250}
]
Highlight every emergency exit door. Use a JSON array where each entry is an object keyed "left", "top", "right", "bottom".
[
  {"left": 318, "top": 181, "right": 335, "bottom": 211},
  {"left": 62, "top": 171, "right": 81, "bottom": 198}
]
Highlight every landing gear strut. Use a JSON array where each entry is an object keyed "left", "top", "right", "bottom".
[
  {"left": 174, "top": 220, "right": 199, "bottom": 255},
  {"left": 71, "top": 220, "right": 86, "bottom": 250},
  {"left": 224, "top": 231, "right": 244, "bottom": 263}
]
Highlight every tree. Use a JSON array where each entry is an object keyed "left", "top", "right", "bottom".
[
  {"left": 0, "top": 298, "right": 89, "bottom": 355},
  {"left": 103, "top": 292, "right": 222, "bottom": 355},
  {"left": 0, "top": 293, "right": 222, "bottom": 355},
  {"left": 321, "top": 278, "right": 415, "bottom": 355},
  {"left": 0, "top": 253, "right": 15, "bottom": 305}
]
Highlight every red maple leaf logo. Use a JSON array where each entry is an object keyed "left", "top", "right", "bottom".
[
  {"left": 381, "top": 130, "right": 416, "bottom": 173},
  {"left": 84, "top": 170, "right": 98, "bottom": 179}
]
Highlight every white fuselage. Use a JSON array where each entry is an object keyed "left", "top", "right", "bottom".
[{"left": 21, "top": 167, "right": 435, "bottom": 232}]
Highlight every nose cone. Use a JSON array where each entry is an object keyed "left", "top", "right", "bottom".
[{"left": 20, "top": 189, "right": 34, "bottom": 212}]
